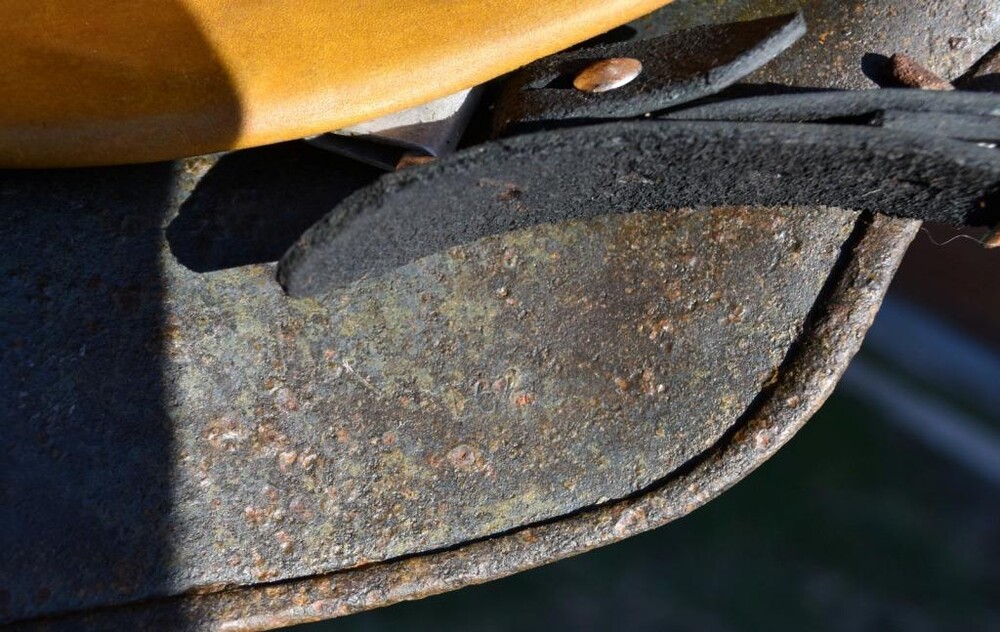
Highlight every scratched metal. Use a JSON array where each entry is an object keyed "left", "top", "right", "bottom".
[{"left": 1, "top": 148, "right": 857, "bottom": 623}]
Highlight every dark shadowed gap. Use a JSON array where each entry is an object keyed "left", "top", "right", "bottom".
[
  {"left": 0, "top": 1, "right": 240, "bottom": 627},
  {"left": 0, "top": 165, "right": 178, "bottom": 624},
  {"left": 166, "top": 142, "right": 383, "bottom": 273},
  {"left": 860, "top": 52, "right": 894, "bottom": 85}
]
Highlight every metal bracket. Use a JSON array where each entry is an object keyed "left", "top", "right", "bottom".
[{"left": 307, "top": 88, "right": 482, "bottom": 170}]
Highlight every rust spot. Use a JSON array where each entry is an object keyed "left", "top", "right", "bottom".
[
  {"left": 498, "top": 186, "right": 523, "bottom": 202},
  {"left": 502, "top": 249, "right": 519, "bottom": 268},
  {"left": 888, "top": 53, "right": 954, "bottom": 90},
  {"left": 518, "top": 529, "right": 539, "bottom": 544},
  {"left": 513, "top": 392, "right": 535, "bottom": 407},
  {"left": 244, "top": 506, "right": 266, "bottom": 525},
  {"left": 612, "top": 507, "right": 648, "bottom": 537},
  {"left": 278, "top": 451, "right": 298, "bottom": 472},
  {"left": 275, "top": 387, "right": 299, "bottom": 412},
  {"left": 642, "top": 316, "right": 673, "bottom": 340},
  {"left": 275, "top": 531, "right": 294, "bottom": 554},
  {"left": 203, "top": 416, "right": 245, "bottom": 452},
  {"left": 639, "top": 369, "right": 657, "bottom": 396},
  {"left": 254, "top": 422, "right": 282, "bottom": 450},
  {"left": 613, "top": 376, "right": 630, "bottom": 392},
  {"left": 289, "top": 496, "right": 313, "bottom": 521},
  {"left": 299, "top": 452, "right": 318, "bottom": 471},
  {"left": 724, "top": 305, "right": 747, "bottom": 325},
  {"left": 381, "top": 431, "right": 398, "bottom": 446},
  {"left": 396, "top": 154, "right": 436, "bottom": 170},
  {"left": 447, "top": 444, "right": 480, "bottom": 472},
  {"left": 754, "top": 432, "right": 772, "bottom": 450},
  {"left": 263, "top": 485, "right": 280, "bottom": 503}
]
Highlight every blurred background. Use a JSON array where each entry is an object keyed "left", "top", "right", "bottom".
[{"left": 289, "top": 227, "right": 999, "bottom": 631}]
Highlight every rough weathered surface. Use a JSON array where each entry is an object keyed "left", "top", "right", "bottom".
[
  {"left": 10, "top": 212, "right": 917, "bottom": 632},
  {"left": 633, "top": 0, "right": 1000, "bottom": 89},
  {"left": 1, "top": 148, "right": 858, "bottom": 623}
]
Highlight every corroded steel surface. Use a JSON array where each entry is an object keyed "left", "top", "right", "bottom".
[
  {"left": 2, "top": 150, "right": 859, "bottom": 623},
  {"left": 157, "top": 206, "right": 857, "bottom": 595},
  {"left": 636, "top": 0, "right": 1000, "bottom": 87},
  {"left": 8, "top": 207, "right": 917, "bottom": 631}
]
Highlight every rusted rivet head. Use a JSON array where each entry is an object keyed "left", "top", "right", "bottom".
[
  {"left": 573, "top": 58, "right": 643, "bottom": 93},
  {"left": 888, "top": 53, "right": 953, "bottom": 91}
]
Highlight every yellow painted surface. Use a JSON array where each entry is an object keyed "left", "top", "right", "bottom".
[{"left": 0, "top": 0, "right": 672, "bottom": 167}]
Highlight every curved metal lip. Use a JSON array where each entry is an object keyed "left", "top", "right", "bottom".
[{"left": 38, "top": 213, "right": 917, "bottom": 632}]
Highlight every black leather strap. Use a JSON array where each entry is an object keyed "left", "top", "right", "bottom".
[{"left": 278, "top": 116, "right": 1000, "bottom": 297}]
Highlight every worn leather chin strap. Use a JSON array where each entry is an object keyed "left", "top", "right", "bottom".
[
  {"left": 661, "top": 90, "right": 1000, "bottom": 144},
  {"left": 277, "top": 107, "right": 1000, "bottom": 297}
]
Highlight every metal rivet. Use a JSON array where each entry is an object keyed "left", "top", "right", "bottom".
[
  {"left": 573, "top": 58, "right": 643, "bottom": 93},
  {"left": 888, "top": 53, "right": 953, "bottom": 91}
]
